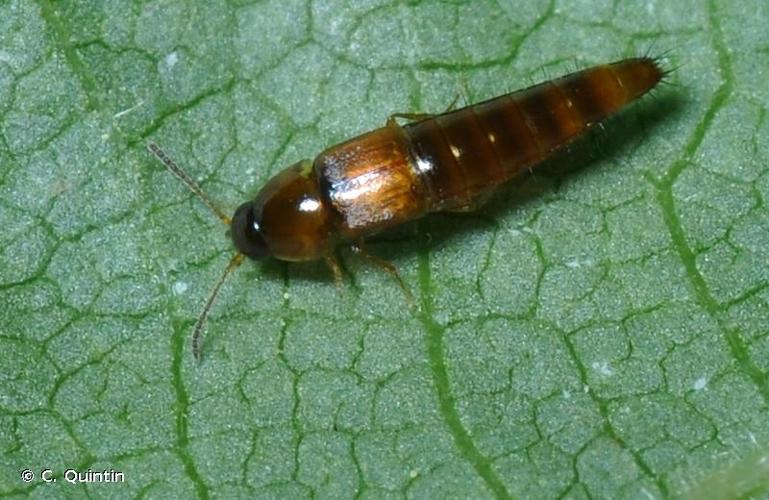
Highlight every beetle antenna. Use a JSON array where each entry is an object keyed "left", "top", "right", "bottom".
[
  {"left": 192, "top": 252, "right": 245, "bottom": 361},
  {"left": 147, "top": 142, "right": 232, "bottom": 225}
]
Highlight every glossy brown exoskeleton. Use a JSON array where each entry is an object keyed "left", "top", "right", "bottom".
[{"left": 149, "top": 57, "right": 664, "bottom": 360}]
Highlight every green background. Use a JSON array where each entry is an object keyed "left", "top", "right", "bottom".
[{"left": 2, "top": 0, "right": 768, "bottom": 498}]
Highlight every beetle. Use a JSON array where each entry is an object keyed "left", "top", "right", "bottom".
[{"left": 149, "top": 57, "right": 665, "bottom": 360}]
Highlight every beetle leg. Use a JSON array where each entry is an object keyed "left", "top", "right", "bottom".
[
  {"left": 351, "top": 241, "right": 414, "bottom": 306},
  {"left": 388, "top": 112, "right": 434, "bottom": 125},
  {"left": 324, "top": 255, "right": 344, "bottom": 287},
  {"left": 387, "top": 94, "right": 463, "bottom": 126},
  {"left": 443, "top": 92, "right": 462, "bottom": 112}
]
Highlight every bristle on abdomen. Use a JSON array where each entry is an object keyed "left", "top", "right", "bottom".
[{"left": 403, "top": 57, "right": 664, "bottom": 211}]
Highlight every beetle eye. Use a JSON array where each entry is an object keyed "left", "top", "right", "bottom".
[{"left": 231, "top": 202, "right": 269, "bottom": 259}]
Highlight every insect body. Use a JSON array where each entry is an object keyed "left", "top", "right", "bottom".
[
  {"left": 149, "top": 57, "right": 664, "bottom": 359},
  {"left": 231, "top": 57, "right": 662, "bottom": 259}
]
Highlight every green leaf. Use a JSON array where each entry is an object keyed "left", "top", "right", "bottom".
[{"left": 2, "top": 0, "right": 768, "bottom": 498}]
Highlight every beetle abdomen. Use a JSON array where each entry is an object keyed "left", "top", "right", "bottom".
[
  {"left": 403, "top": 57, "right": 663, "bottom": 211},
  {"left": 314, "top": 57, "right": 663, "bottom": 240}
]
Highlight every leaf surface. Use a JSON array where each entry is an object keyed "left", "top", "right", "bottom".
[{"left": 1, "top": 0, "right": 768, "bottom": 498}]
